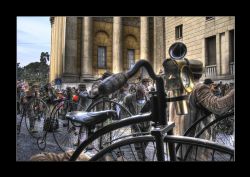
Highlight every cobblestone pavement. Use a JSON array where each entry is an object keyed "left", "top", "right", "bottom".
[
  {"left": 16, "top": 113, "right": 149, "bottom": 161},
  {"left": 16, "top": 114, "right": 111, "bottom": 161},
  {"left": 16, "top": 114, "right": 63, "bottom": 161}
]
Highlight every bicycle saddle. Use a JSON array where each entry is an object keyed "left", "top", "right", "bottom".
[{"left": 65, "top": 110, "right": 117, "bottom": 126}]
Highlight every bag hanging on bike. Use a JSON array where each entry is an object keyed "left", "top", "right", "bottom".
[{"left": 43, "top": 118, "right": 59, "bottom": 132}]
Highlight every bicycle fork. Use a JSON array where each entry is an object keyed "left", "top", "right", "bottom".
[{"left": 151, "top": 122, "right": 175, "bottom": 161}]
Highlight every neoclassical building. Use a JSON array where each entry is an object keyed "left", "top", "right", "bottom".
[{"left": 49, "top": 16, "right": 235, "bottom": 88}]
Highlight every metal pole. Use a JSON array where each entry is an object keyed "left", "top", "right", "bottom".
[{"left": 151, "top": 128, "right": 165, "bottom": 161}]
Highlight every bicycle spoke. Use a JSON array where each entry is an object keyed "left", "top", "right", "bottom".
[{"left": 129, "top": 144, "right": 137, "bottom": 161}]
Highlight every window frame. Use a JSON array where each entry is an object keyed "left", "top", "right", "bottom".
[
  {"left": 205, "top": 16, "right": 215, "bottom": 21},
  {"left": 175, "top": 24, "right": 183, "bottom": 40},
  {"left": 127, "top": 49, "right": 135, "bottom": 69},
  {"left": 97, "top": 46, "right": 107, "bottom": 69}
]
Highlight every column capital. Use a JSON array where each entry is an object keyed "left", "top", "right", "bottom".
[{"left": 62, "top": 16, "right": 79, "bottom": 83}]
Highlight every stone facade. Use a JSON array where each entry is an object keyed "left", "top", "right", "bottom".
[
  {"left": 50, "top": 16, "right": 144, "bottom": 87},
  {"left": 50, "top": 16, "right": 235, "bottom": 87},
  {"left": 165, "top": 16, "right": 235, "bottom": 82}
]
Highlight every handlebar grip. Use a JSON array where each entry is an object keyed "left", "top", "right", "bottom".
[{"left": 98, "top": 73, "right": 128, "bottom": 95}]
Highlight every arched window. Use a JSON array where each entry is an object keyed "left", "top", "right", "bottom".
[
  {"left": 94, "top": 31, "right": 110, "bottom": 69},
  {"left": 124, "top": 34, "right": 139, "bottom": 70}
]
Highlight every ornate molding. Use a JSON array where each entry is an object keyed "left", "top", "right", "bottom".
[
  {"left": 93, "top": 17, "right": 141, "bottom": 27},
  {"left": 93, "top": 17, "right": 113, "bottom": 23},
  {"left": 123, "top": 17, "right": 140, "bottom": 27}
]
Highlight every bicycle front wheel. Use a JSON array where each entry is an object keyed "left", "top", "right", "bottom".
[
  {"left": 89, "top": 135, "right": 158, "bottom": 161},
  {"left": 52, "top": 100, "right": 85, "bottom": 152},
  {"left": 165, "top": 135, "right": 234, "bottom": 161},
  {"left": 86, "top": 98, "right": 137, "bottom": 153}
]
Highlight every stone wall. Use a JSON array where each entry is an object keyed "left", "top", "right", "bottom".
[
  {"left": 165, "top": 16, "right": 234, "bottom": 60},
  {"left": 165, "top": 16, "right": 235, "bottom": 81}
]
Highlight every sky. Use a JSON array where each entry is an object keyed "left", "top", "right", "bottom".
[{"left": 17, "top": 17, "right": 51, "bottom": 67}]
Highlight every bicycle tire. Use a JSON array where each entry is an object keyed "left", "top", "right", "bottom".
[
  {"left": 52, "top": 100, "right": 85, "bottom": 152},
  {"left": 83, "top": 98, "right": 139, "bottom": 154},
  {"left": 69, "top": 113, "right": 152, "bottom": 161},
  {"left": 176, "top": 111, "right": 234, "bottom": 153},
  {"left": 165, "top": 135, "right": 234, "bottom": 161},
  {"left": 89, "top": 135, "right": 157, "bottom": 161}
]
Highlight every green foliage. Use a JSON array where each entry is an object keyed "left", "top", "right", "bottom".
[
  {"left": 16, "top": 63, "right": 24, "bottom": 81},
  {"left": 17, "top": 52, "right": 50, "bottom": 85}
]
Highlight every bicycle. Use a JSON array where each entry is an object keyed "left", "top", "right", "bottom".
[
  {"left": 56, "top": 95, "right": 143, "bottom": 151},
  {"left": 36, "top": 98, "right": 84, "bottom": 151},
  {"left": 17, "top": 97, "right": 50, "bottom": 139},
  {"left": 37, "top": 93, "right": 136, "bottom": 153}
]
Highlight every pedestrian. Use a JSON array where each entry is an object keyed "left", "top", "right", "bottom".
[
  {"left": 78, "top": 84, "right": 90, "bottom": 111},
  {"left": 184, "top": 61, "right": 234, "bottom": 160},
  {"left": 123, "top": 84, "right": 151, "bottom": 160},
  {"left": 124, "top": 84, "right": 149, "bottom": 126}
]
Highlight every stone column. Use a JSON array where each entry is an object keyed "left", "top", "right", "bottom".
[
  {"left": 165, "top": 17, "right": 169, "bottom": 58},
  {"left": 221, "top": 31, "right": 230, "bottom": 75},
  {"left": 54, "top": 17, "right": 59, "bottom": 79},
  {"left": 112, "top": 17, "right": 123, "bottom": 73},
  {"left": 63, "top": 16, "right": 78, "bottom": 83},
  {"left": 61, "top": 17, "right": 66, "bottom": 80},
  {"left": 51, "top": 17, "right": 56, "bottom": 82},
  {"left": 140, "top": 17, "right": 149, "bottom": 61},
  {"left": 53, "top": 18, "right": 57, "bottom": 82},
  {"left": 222, "top": 31, "right": 230, "bottom": 75},
  {"left": 153, "top": 17, "right": 165, "bottom": 73},
  {"left": 216, "top": 33, "right": 221, "bottom": 76},
  {"left": 49, "top": 17, "right": 54, "bottom": 82},
  {"left": 201, "top": 38, "right": 206, "bottom": 68},
  {"left": 81, "top": 17, "right": 93, "bottom": 79},
  {"left": 200, "top": 38, "right": 206, "bottom": 80},
  {"left": 57, "top": 17, "right": 63, "bottom": 78}
]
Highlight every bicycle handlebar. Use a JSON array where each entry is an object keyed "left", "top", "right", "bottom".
[
  {"left": 98, "top": 73, "right": 128, "bottom": 96},
  {"left": 98, "top": 60, "right": 157, "bottom": 96}
]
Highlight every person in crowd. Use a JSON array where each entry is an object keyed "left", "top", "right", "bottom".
[
  {"left": 78, "top": 84, "right": 90, "bottom": 111},
  {"left": 185, "top": 64, "right": 234, "bottom": 160},
  {"left": 124, "top": 84, "right": 151, "bottom": 133},
  {"left": 123, "top": 84, "right": 151, "bottom": 160}
]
